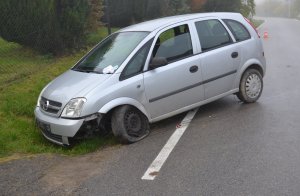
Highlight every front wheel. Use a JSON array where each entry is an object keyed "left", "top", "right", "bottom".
[
  {"left": 112, "top": 105, "right": 150, "bottom": 144},
  {"left": 237, "top": 69, "right": 263, "bottom": 103}
]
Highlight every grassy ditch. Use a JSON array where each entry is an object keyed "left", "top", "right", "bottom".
[
  {"left": 251, "top": 19, "right": 264, "bottom": 28},
  {"left": 0, "top": 29, "right": 118, "bottom": 158}
]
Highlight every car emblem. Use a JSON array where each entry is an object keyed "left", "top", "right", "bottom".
[{"left": 43, "top": 100, "right": 50, "bottom": 111}]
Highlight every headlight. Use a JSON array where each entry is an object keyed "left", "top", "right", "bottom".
[{"left": 61, "top": 98, "right": 87, "bottom": 118}]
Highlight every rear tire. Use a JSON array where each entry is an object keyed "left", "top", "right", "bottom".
[
  {"left": 237, "top": 69, "right": 263, "bottom": 103},
  {"left": 112, "top": 105, "right": 150, "bottom": 144}
]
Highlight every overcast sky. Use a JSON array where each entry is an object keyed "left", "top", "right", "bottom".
[
  {"left": 255, "top": 0, "right": 265, "bottom": 5},
  {"left": 255, "top": 0, "right": 288, "bottom": 5}
]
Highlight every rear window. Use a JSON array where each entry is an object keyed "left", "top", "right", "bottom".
[
  {"left": 195, "top": 19, "right": 232, "bottom": 52},
  {"left": 223, "top": 19, "right": 251, "bottom": 42}
]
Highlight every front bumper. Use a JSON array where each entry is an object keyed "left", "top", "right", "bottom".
[{"left": 34, "top": 107, "right": 84, "bottom": 145}]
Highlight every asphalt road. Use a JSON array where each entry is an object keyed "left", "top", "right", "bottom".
[{"left": 1, "top": 17, "right": 300, "bottom": 196}]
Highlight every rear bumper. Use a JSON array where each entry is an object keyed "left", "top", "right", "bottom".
[{"left": 34, "top": 107, "right": 84, "bottom": 145}]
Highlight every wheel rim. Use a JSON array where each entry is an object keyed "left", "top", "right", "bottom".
[
  {"left": 245, "top": 73, "right": 262, "bottom": 99},
  {"left": 124, "top": 110, "right": 143, "bottom": 138}
]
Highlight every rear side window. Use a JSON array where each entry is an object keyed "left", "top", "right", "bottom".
[
  {"left": 153, "top": 24, "right": 193, "bottom": 62},
  {"left": 195, "top": 20, "right": 232, "bottom": 52},
  {"left": 223, "top": 19, "right": 251, "bottom": 42}
]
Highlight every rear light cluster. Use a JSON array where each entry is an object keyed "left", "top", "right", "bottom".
[{"left": 244, "top": 17, "right": 260, "bottom": 38}]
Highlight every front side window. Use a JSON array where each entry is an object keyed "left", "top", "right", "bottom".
[
  {"left": 195, "top": 20, "right": 232, "bottom": 52},
  {"left": 153, "top": 24, "right": 193, "bottom": 63},
  {"left": 223, "top": 19, "right": 251, "bottom": 42},
  {"left": 73, "top": 32, "right": 149, "bottom": 74},
  {"left": 121, "top": 39, "right": 153, "bottom": 80}
]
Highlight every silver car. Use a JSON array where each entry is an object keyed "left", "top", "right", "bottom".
[{"left": 35, "top": 13, "right": 266, "bottom": 146}]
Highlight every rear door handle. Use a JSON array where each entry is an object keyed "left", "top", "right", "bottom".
[
  {"left": 231, "top": 52, "right": 239, "bottom": 58},
  {"left": 189, "top": 65, "right": 198, "bottom": 73}
]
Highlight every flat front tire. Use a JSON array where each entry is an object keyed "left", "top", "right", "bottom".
[
  {"left": 237, "top": 69, "right": 263, "bottom": 103},
  {"left": 112, "top": 105, "right": 150, "bottom": 144}
]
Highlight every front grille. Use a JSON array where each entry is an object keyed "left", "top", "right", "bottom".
[
  {"left": 40, "top": 97, "right": 62, "bottom": 114},
  {"left": 37, "top": 120, "right": 63, "bottom": 143}
]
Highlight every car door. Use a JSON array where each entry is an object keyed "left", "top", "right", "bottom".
[
  {"left": 194, "top": 19, "right": 241, "bottom": 99},
  {"left": 143, "top": 23, "right": 204, "bottom": 120}
]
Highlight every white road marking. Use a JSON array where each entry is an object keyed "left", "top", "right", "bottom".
[{"left": 141, "top": 108, "right": 199, "bottom": 180}]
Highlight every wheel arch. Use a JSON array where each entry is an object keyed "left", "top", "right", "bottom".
[
  {"left": 98, "top": 97, "right": 151, "bottom": 121},
  {"left": 235, "top": 59, "right": 265, "bottom": 88},
  {"left": 246, "top": 64, "right": 264, "bottom": 77}
]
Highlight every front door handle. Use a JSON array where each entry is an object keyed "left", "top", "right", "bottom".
[
  {"left": 189, "top": 65, "right": 198, "bottom": 73},
  {"left": 231, "top": 52, "right": 239, "bottom": 58}
]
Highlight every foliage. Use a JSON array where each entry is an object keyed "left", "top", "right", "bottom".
[
  {"left": 106, "top": 0, "right": 190, "bottom": 27},
  {"left": 162, "top": 0, "right": 191, "bottom": 15},
  {"left": 292, "top": 0, "right": 300, "bottom": 17},
  {"left": 203, "top": 0, "right": 242, "bottom": 12},
  {"left": 251, "top": 19, "right": 264, "bottom": 28},
  {"left": 87, "top": 0, "right": 103, "bottom": 31},
  {"left": 0, "top": 0, "right": 102, "bottom": 55},
  {"left": 241, "top": 0, "right": 256, "bottom": 18},
  {"left": 188, "top": 0, "right": 207, "bottom": 12}
]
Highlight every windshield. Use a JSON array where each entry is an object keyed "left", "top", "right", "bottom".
[{"left": 73, "top": 32, "right": 149, "bottom": 74}]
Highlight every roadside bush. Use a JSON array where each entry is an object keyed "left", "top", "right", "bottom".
[
  {"left": 106, "top": 0, "right": 190, "bottom": 27},
  {"left": 203, "top": 0, "right": 242, "bottom": 12},
  {"left": 0, "top": 0, "right": 102, "bottom": 55}
]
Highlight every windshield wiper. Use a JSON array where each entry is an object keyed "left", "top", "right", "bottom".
[
  {"left": 73, "top": 68, "right": 102, "bottom": 74},
  {"left": 91, "top": 70, "right": 102, "bottom": 74},
  {"left": 73, "top": 69, "right": 91, "bottom": 73}
]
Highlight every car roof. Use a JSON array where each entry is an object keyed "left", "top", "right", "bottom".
[{"left": 120, "top": 12, "right": 242, "bottom": 32}]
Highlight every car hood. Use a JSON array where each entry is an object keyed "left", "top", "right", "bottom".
[{"left": 42, "top": 70, "right": 110, "bottom": 105}]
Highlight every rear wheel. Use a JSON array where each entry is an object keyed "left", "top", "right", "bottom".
[
  {"left": 237, "top": 69, "right": 263, "bottom": 103},
  {"left": 112, "top": 105, "right": 150, "bottom": 144}
]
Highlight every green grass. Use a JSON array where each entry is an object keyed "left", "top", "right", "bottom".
[
  {"left": 0, "top": 39, "right": 54, "bottom": 87},
  {"left": 87, "top": 27, "right": 119, "bottom": 46},
  {"left": 251, "top": 19, "right": 264, "bottom": 28},
  {"left": 0, "top": 28, "right": 118, "bottom": 158}
]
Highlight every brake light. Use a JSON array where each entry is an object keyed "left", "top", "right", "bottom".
[{"left": 244, "top": 17, "right": 260, "bottom": 38}]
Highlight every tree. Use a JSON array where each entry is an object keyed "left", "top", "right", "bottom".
[
  {"left": 188, "top": 0, "right": 207, "bottom": 12},
  {"left": 241, "top": 0, "right": 256, "bottom": 18},
  {"left": 292, "top": 0, "right": 300, "bottom": 17},
  {"left": 0, "top": 0, "right": 100, "bottom": 55},
  {"left": 106, "top": 0, "right": 190, "bottom": 27},
  {"left": 87, "top": 0, "right": 103, "bottom": 31},
  {"left": 203, "top": 0, "right": 242, "bottom": 12},
  {"left": 164, "top": 0, "right": 190, "bottom": 15}
]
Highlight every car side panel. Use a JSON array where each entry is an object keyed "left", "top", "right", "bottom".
[
  {"left": 197, "top": 45, "right": 239, "bottom": 99},
  {"left": 83, "top": 73, "right": 148, "bottom": 117},
  {"left": 143, "top": 55, "right": 204, "bottom": 119}
]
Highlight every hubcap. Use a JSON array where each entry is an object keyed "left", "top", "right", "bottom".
[
  {"left": 124, "top": 111, "right": 142, "bottom": 137},
  {"left": 245, "top": 73, "right": 262, "bottom": 99}
]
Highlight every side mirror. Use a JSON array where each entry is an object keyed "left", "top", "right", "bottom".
[{"left": 149, "top": 57, "right": 168, "bottom": 70}]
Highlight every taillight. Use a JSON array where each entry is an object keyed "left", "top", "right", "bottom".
[{"left": 244, "top": 17, "right": 260, "bottom": 38}]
